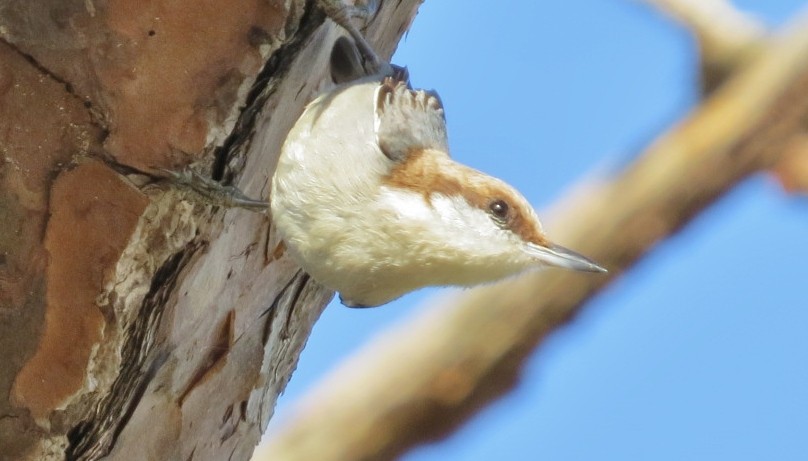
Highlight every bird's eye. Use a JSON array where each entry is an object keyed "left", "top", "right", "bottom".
[{"left": 489, "top": 199, "right": 509, "bottom": 221}]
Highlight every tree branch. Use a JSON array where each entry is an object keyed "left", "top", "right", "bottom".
[
  {"left": 641, "top": 0, "right": 765, "bottom": 93},
  {"left": 641, "top": 1, "right": 808, "bottom": 194},
  {"left": 640, "top": 0, "right": 764, "bottom": 56}
]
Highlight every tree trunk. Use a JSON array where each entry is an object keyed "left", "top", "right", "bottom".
[{"left": 0, "top": 1, "right": 420, "bottom": 460}]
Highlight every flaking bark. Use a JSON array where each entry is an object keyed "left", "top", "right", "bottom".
[{"left": 0, "top": 1, "right": 421, "bottom": 460}]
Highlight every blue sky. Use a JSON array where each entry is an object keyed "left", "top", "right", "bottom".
[{"left": 270, "top": 1, "right": 808, "bottom": 459}]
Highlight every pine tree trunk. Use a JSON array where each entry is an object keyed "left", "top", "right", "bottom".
[{"left": 0, "top": 1, "right": 420, "bottom": 459}]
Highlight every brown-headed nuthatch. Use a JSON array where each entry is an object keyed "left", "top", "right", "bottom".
[{"left": 271, "top": 30, "right": 605, "bottom": 308}]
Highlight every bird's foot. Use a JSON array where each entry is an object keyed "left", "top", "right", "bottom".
[
  {"left": 318, "top": 0, "right": 387, "bottom": 75},
  {"left": 159, "top": 168, "right": 268, "bottom": 211}
]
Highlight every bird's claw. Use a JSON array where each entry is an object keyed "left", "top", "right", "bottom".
[
  {"left": 159, "top": 168, "right": 268, "bottom": 212},
  {"left": 318, "top": 0, "right": 389, "bottom": 76}
]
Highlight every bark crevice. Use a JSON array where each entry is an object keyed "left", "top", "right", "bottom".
[{"left": 66, "top": 242, "right": 205, "bottom": 461}]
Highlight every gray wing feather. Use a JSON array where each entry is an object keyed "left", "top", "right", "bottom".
[{"left": 374, "top": 78, "right": 449, "bottom": 162}]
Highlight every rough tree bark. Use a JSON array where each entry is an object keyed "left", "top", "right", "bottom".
[{"left": 0, "top": 1, "right": 421, "bottom": 460}]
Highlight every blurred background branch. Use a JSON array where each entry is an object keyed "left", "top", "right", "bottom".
[
  {"left": 640, "top": 0, "right": 765, "bottom": 92},
  {"left": 640, "top": 0, "right": 808, "bottom": 192}
]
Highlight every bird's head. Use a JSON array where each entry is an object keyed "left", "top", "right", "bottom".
[
  {"left": 381, "top": 148, "right": 606, "bottom": 282},
  {"left": 368, "top": 75, "right": 605, "bottom": 283}
]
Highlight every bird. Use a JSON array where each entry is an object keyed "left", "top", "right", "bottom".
[{"left": 270, "top": 35, "right": 606, "bottom": 308}]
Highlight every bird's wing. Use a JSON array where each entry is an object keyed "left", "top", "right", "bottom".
[{"left": 374, "top": 77, "right": 449, "bottom": 162}]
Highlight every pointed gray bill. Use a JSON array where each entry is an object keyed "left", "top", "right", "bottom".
[{"left": 525, "top": 242, "right": 607, "bottom": 273}]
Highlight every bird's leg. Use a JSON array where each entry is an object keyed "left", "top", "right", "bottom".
[
  {"left": 318, "top": 0, "right": 385, "bottom": 74},
  {"left": 159, "top": 168, "right": 268, "bottom": 211}
]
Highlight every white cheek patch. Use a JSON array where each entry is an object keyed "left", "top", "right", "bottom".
[
  {"left": 430, "top": 194, "right": 503, "bottom": 239},
  {"left": 376, "top": 189, "right": 512, "bottom": 248},
  {"left": 430, "top": 194, "right": 469, "bottom": 226},
  {"left": 377, "top": 187, "right": 435, "bottom": 222}
]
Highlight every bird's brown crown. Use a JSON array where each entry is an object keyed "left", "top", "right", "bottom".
[{"left": 382, "top": 148, "right": 549, "bottom": 248}]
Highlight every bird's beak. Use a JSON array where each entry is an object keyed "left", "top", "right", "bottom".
[{"left": 525, "top": 242, "right": 607, "bottom": 273}]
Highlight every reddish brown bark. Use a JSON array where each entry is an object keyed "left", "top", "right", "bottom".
[{"left": 0, "top": 1, "right": 421, "bottom": 459}]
